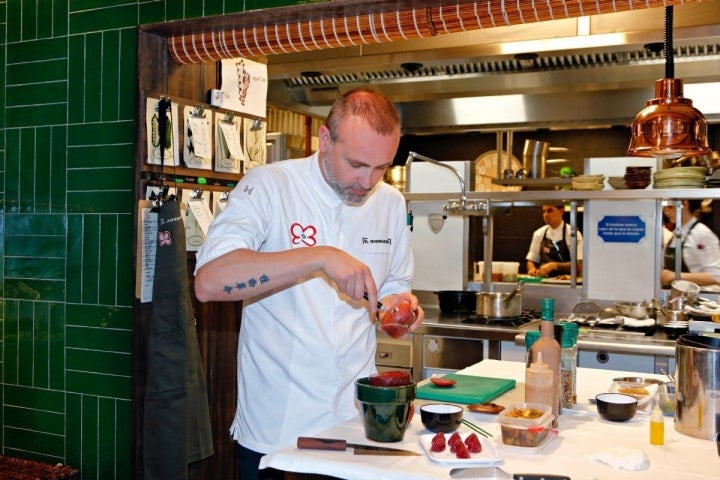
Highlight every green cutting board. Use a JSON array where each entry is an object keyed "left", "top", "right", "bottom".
[{"left": 416, "top": 373, "right": 516, "bottom": 404}]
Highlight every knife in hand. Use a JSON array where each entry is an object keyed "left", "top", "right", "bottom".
[{"left": 297, "top": 437, "right": 421, "bottom": 456}]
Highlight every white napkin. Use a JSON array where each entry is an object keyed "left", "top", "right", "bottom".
[{"left": 591, "top": 446, "right": 649, "bottom": 471}]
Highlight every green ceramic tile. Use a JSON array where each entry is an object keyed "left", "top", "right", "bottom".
[
  {"left": 5, "top": 213, "right": 65, "bottom": 235},
  {"left": 68, "top": 144, "right": 136, "bottom": 170},
  {"left": 99, "top": 215, "right": 119, "bottom": 305},
  {"left": 138, "top": 1, "right": 167, "bottom": 24},
  {"left": 67, "top": 34, "right": 85, "bottom": 126},
  {"left": 67, "top": 166, "right": 134, "bottom": 192},
  {"left": 67, "top": 190, "right": 135, "bottom": 214},
  {"left": 100, "top": 30, "right": 121, "bottom": 121},
  {"left": 66, "top": 302, "right": 133, "bottom": 330},
  {"left": 50, "top": 125, "right": 68, "bottom": 213},
  {"left": 67, "top": 349, "right": 131, "bottom": 377},
  {"left": 80, "top": 394, "right": 99, "bottom": 478},
  {"left": 4, "top": 299, "right": 19, "bottom": 385},
  {"left": 82, "top": 32, "right": 103, "bottom": 123},
  {"left": 4, "top": 384, "right": 65, "bottom": 413},
  {"left": 114, "top": 399, "right": 132, "bottom": 480},
  {"left": 49, "top": 302, "right": 66, "bottom": 392},
  {"left": 98, "top": 398, "right": 121, "bottom": 479},
  {"left": 65, "top": 215, "right": 83, "bottom": 304},
  {"left": 76, "top": 214, "right": 100, "bottom": 304},
  {"left": 116, "top": 217, "right": 135, "bottom": 305},
  {"left": 65, "top": 393, "right": 82, "bottom": 474},
  {"left": 4, "top": 405, "right": 65, "bottom": 434},
  {"left": 69, "top": 4, "right": 138, "bottom": 34},
  {"left": 6, "top": 58, "right": 67, "bottom": 84},
  {"left": 67, "top": 120, "right": 136, "bottom": 149},
  {"left": 32, "top": 302, "right": 51, "bottom": 388},
  {"left": 65, "top": 325, "right": 131, "bottom": 352},
  {"left": 118, "top": 29, "right": 137, "bottom": 120},
  {"left": 5, "top": 234, "right": 65, "bottom": 256},
  {"left": 66, "top": 370, "right": 131, "bottom": 399},
  {"left": 52, "top": 0, "right": 69, "bottom": 38},
  {"left": 16, "top": 302, "right": 35, "bottom": 387},
  {"left": 4, "top": 426, "right": 65, "bottom": 458},
  {"left": 5, "top": 0, "right": 20, "bottom": 42},
  {"left": 5, "top": 257, "right": 66, "bottom": 281},
  {"left": 5, "top": 103, "right": 68, "bottom": 129},
  {"left": 5, "top": 81, "right": 67, "bottom": 107},
  {"left": 3, "top": 279, "right": 66, "bottom": 302},
  {"left": 6, "top": 37, "right": 67, "bottom": 64}
]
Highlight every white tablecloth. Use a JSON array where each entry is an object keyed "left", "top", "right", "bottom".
[{"left": 261, "top": 360, "right": 717, "bottom": 479}]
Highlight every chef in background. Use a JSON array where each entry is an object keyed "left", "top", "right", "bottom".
[
  {"left": 525, "top": 204, "right": 584, "bottom": 278},
  {"left": 661, "top": 199, "right": 720, "bottom": 286}
]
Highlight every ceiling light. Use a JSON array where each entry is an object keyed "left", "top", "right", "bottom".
[{"left": 627, "top": 6, "right": 710, "bottom": 159}]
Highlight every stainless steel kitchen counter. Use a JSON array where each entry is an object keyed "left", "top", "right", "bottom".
[{"left": 514, "top": 327, "right": 677, "bottom": 356}]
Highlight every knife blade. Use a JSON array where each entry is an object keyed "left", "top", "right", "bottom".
[{"left": 297, "top": 436, "right": 421, "bottom": 456}]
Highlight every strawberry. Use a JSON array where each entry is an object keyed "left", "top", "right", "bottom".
[
  {"left": 430, "top": 432, "right": 446, "bottom": 452},
  {"left": 464, "top": 433, "right": 482, "bottom": 453}
]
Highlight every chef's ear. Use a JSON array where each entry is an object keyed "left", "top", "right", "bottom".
[{"left": 318, "top": 125, "right": 332, "bottom": 152}]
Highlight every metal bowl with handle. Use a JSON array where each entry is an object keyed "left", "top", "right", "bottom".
[
  {"left": 615, "top": 301, "right": 655, "bottom": 319},
  {"left": 476, "top": 290, "right": 522, "bottom": 318}
]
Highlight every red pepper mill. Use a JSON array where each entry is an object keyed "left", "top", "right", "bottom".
[{"left": 529, "top": 298, "right": 561, "bottom": 427}]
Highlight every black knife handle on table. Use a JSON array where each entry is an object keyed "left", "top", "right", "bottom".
[{"left": 297, "top": 437, "right": 347, "bottom": 451}]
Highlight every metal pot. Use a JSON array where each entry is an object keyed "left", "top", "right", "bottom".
[
  {"left": 615, "top": 301, "right": 655, "bottom": 319},
  {"left": 476, "top": 291, "right": 522, "bottom": 318},
  {"left": 434, "top": 291, "right": 477, "bottom": 314},
  {"left": 675, "top": 335, "right": 720, "bottom": 440}
]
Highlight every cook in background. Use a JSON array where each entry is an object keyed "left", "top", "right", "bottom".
[
  {"left": 661, "top": 199, "right": 720, "bottom": 287},
  {"left": 525, "top": 204, "right": 584, "bottom": 278},
  {"left": 193, "top": 88, "right": 424, "bottom": 480}
]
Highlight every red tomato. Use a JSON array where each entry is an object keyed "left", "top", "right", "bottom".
[
  {"left": 369, "top": 371, "right": 411, "bottom": 387},
  {"left": 380, "top": 300, "right": 415, "bottom": 338},
  {"left": 430, "top": 377, "right": 456, "bottom": 388}
]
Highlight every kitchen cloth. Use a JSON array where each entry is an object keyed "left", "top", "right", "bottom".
[{"left": 590, "top": 446, "right": 649, "bottom": 471}]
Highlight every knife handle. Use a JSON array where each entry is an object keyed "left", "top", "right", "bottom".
[{"left": 297, "top": 437, "right": 347, "bottom": 451}]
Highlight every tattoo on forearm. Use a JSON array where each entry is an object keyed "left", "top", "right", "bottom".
[{"left": 223, "top": 273, "right": 270, "bottom": 294}]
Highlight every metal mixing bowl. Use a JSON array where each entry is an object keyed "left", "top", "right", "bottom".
[{"left": 615, "top": 302, "right": 655, "bottom": 319}]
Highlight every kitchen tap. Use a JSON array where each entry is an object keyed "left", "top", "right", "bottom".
[{"left": 405, "top": 151, "right": 490, "bottom": 216}]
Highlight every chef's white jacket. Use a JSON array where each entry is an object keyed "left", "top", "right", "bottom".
[
  {"left": 666, "top": 218, "right": 720, "bottom": 282},
  {"left": 195, "top": 152, "right": 414, "bottom": 454}
]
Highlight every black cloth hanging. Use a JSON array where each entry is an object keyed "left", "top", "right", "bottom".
[{"left": 143, "top": 200, "right": 214, "bottom": 480}]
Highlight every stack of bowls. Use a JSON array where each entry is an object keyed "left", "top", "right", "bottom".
[
  {"left": 624, "top": 166, "right": 652, "bottom": 189},
  {"left": 653, "top": 166, "right": 706, "bottom": 189},
  {"left": 572, "top": 174, "right": 605, "bottom": 191}
]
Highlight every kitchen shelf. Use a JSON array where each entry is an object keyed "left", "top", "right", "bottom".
[
  {"left": 404, "top": 187, "right": 720, "bottom": 203},
  {"left": 491, "top": 177, "right": 572, "bottom": 189}
]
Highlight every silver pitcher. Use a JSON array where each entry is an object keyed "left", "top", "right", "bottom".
[{"left": 675, "top": 335, "right": 720, "bottom": 440}]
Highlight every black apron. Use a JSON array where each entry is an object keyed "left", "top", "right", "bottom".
[
  {"left": 143, "top": 200, "right": 214, "bottom": 480},
  {"left": 664, "top": 220, "right": 700, "bottom": 273},
  {"left": 540, "top": 222, "right": 571, "bottom": 277}
]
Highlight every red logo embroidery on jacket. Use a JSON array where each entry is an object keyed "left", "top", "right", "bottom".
[
  {"left": 158, "top": 230, "right": 172, "bottom": 246},
  {"left": 290, "top": 223, "right": 317, "bottom": 246}
]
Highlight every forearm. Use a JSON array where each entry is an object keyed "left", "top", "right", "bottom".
[{"left": 194, "top": 247, "right": 326, "bottom": 302}]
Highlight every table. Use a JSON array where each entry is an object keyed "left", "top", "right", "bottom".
[{"left": 261, "top": 360, "right": 717, "bottom": 479}]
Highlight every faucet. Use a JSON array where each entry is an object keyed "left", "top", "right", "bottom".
[{"left": 405, "top": 151, "right": 489, "bottom": 216}]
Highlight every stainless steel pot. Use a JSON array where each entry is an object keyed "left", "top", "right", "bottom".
[
  {"left": 476, "top": 291, "right": 522, "bottom": 318},
  {"left": 675, "top": 334, "right": 720, "bottom": 440}
]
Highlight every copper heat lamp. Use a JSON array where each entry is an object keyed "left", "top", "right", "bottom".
[{"left": 627, "top": 6, "right": 711, "bottom": 159}]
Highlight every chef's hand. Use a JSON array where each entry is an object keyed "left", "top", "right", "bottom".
[
  {"left": 380, "top": 293, "right": 425, "bottom": 331},
  {"left": 319, "top": 246, "right": 378, "bottom": 305}
]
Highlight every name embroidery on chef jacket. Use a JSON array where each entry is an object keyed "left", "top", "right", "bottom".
[
  {"left": 290, "top": 222, "right": 317, "bottom": 247},
  {"left": 361, "top": 236, "right": 392, "bottom": 256}
]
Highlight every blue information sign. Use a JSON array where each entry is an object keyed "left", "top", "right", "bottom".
[{"left": 597, "top": 215, "right": 646, "bottom": 243}]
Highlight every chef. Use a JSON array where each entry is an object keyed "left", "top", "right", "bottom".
[
  {"left": 661, "top": 199, "right": 720, "bottom": 286},
  {"left": 525, "top": 204, "right": 584, "bottom": 278}
]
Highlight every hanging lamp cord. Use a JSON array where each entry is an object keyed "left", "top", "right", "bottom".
[{"left": 664, "top": 6, "right": 674, "bottom": 79}]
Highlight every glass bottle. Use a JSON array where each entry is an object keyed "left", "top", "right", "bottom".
[
  {"left": 650, "top": 403, "right": 665, "bottom": 445},
  {"left": 558, "top": 321, "right": 579, "bottom": 408},
  {"left": 530, "top": 298, "right": 561, "bottom": 427}
]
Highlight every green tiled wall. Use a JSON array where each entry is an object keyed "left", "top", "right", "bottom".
[{"left": 0, "top": 0, "right": 312, "bottom": 478}]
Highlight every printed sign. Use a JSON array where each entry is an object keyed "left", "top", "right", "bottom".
[{"left": 597, "top": 215, "right": 646, "bottom": 243}]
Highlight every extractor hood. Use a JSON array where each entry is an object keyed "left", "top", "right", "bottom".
[{"left": 266, "top": 24, "right": 720, "bottom": 133}]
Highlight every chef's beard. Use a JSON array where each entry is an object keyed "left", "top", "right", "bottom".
[{"left": 323, "top": 166, "right": 371, "bottom": 205}]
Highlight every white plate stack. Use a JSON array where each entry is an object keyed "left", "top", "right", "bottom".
[{"left": 572, "top": 174, "right": 605, "bottom": 190}]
